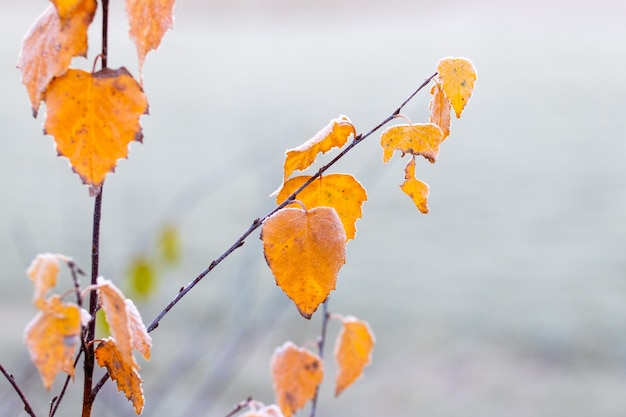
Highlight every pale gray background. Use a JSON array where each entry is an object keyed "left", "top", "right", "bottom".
[{"left": 1, "top": 0, "right": 625, "bottom": 416}]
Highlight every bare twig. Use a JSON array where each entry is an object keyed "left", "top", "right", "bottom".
[
  {"left": 145, "top": 72, "right": 437, "bottom": 334},
  {"left": 82, "top": 181, "right": 104, "bottom": 417},
  {"left": 223, "top": 396, "right": 254, "bottom": 417},
  {"left": 0, "top": 363, "right": 37, "bottom": 417},
  {"left": 309, "top": 300, "right": 331, "bottom": 417}
]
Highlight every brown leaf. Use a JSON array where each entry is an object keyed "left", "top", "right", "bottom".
[
  {"left": 270, "top": 342, "right": 323, "bottom": 417},
  {"left": 17, "top": 1, "right": 97, "bottom": 116},
  {"left": 42, "top": 67, "right": 149, "bottom": 195},
  {"left": 261, "top": 207, "right": 346, "bottom": 319},
  {"left": 95, "top": 338, "right": 145, "bottom": 414}
]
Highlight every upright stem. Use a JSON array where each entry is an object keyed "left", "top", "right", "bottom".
[
  {"left": 81, "top": 187, "right": 104, "bottom": 417},
  {"left": 81, "top": 2, "right": 109, "bottom": 415}
]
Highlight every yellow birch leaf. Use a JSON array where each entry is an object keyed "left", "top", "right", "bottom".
[
  {"left": 126, "top": 255, "right": 157, "bottom": 299},
  {"left": 95, "top": 338, "right": 145, "bottom": 414},
  {"left": 261, "top": 207, "right": 346, "bottom": 319},
  {"left": 42, "top": 67, "right": 149, "bottom": 195},
  {"left": 380, "top": 123, "right": 444, "bottom": 163},
  {"left": 97, "top": 277, "right": 135, "bottom": 368},
  {"left": 157, "top": 223, "right": 180, "bottom": 265},
  {"left": 283, "top": 115, "right": 355, "bottom": 182},
  {"left": 400, "top": 157, "right": 430, "bottom": 214},
  {"left": 270, "top": 342, "right": 323, "bottom": 417},
  {"left": 276, "top": 174, "right": 367, "bottom": 241},
  {"left": 436, "top": 57, "right": 477, "bottom": 118},
  {"left": 126, "top": 0, "right": 176, "bottom": 74},
  {"left": 23, "top": 295, "right": 82, "bottom": 390},
  {"left": 17, "top": 0, "right": 97, "bottom": 116},
  {"left": 125, "top": 299, "right": 152, "bottom": 361},
  {"left": 27, "top": 253, "right": 60, "bottom": 307},
  {"left": 334, "top": 316, "right": 375, "bottom": 396},
  {"left": 429, "top": 81, "right": 451, "bottom": 139}
]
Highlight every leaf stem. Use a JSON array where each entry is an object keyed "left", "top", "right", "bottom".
[
  {"left": 0, "top": 364, "right": 37, "bottom": 417},
  {"left": 309, "top": 300, "right": 330, "bottom": 417}
]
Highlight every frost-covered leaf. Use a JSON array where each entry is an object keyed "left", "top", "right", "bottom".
[
  {"left": 334, "top": 316, "right": 375, "bottom": 396},
  {"left": 276, "top": 174, "right": 367, "bottom": 241},
  {"left": 270, "top": 342, "right": 323, "bottom": 417},
  {"left": 400, "top": 157, "right": 430, "bottom": 214},
  {"left": 436, "top": 57, "right": 477, "bottom": 118},
  {"left": 95, "top": 338, "right": 145, "bottom": 414},
  {"left": 380, "top": 123, "right": 444, "bottom": 163},
  {"left": 283, "top": 115, "right": 355, "bottom": 182},
  {"left": 261, "top": 207, "right": 346, "bottom": 319}
]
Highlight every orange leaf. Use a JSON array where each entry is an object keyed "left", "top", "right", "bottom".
[
  {"left": 97, "top": 278, "right": 134, "bottom": 367},
  {"left": 95, "top": 338, "right": 145, "bottom": 414},
  {"left": 261, "top": 207, "right": 346, "bottom": 319},
  {"left": 50, "top": 0, "right": 84, "bottom": 22},
  {"left": 380, "top": 123, "right": 444, "bottom": 164},
  {"left": 276, "top": 174, "right": 367, "bottom": 241},
  {"left": 27, "top": 253, "right": 60, "bottom": 307},
  {"left": 17, "top": 1, "right": 97, "bottom": 116},
  {"left": 126, "top": 0, "right": 176, "bottom": 75},
  {"left": 400, "top": 157, "right": 430, "bottom": 214},
  {"left": 42, "top": 67, "right": 149, "bottom": 195},
  {"left": 429, "top": 81, "right": 451, "bottom": 139},
  {"left": 270, "top": 342, "right": 323, "bottom": 417},
  {"left": 334, "top": 316, "right": 375, "bottom": 396},
  {"left": 97, "top": 278, "right": 152, "bottom": 367},
  {"left": 436, "top": 57, "right": 477, "bottom": 118},
  {"left": 23, "top": 296, "right": 82, "bottom": 390},
  {"left": 283, "top": 115, "right": 355, "bottom": 182}
]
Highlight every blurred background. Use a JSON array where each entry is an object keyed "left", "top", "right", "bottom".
[{"left": 1, "top": 0, "right": 626, "bottom": 416}]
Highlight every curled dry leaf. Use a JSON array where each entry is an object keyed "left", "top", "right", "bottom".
[
  {"left": 283, "top": 115, "right": 356, "bottom": 182},
  {"left": 17, "top": 0, "right": 97, "bottom": 116},
  {"left": 334, "top": 316, "right": 375, "bottom": 396},
  {"left": 97, "top": 277, "right": 152, "bottom": 368},
  {"left": 23, "top": 295, "right": 83, "bottom": 390},
  {"left": 95, "top": 338, "right": 145, "bottom": 414},
  {"left": 276, "top": 174, "right": 367, "bottom": 241},
  {"left": 261, "top": 207, "right": 346, "bottom": 319},
  {"left": 429, "top": 81, "right": 451, "bottom": 140},
  {"left": 126, "top": 0, "right": 176, "bottom": 75},
  {"left": 27, "top": 253, "right": 60, "bottom": 307},
  {"left": 400, "top": 157, "right": 430, "bottom": 214},
  {"left": 270, "top": 341, "right": 323, "bottom": 417},
  {"left": 380, "top": 123, "right": 445, "bottom": 164},
  {"left": 42, "top": 67, "right": 149, "bottom": 195},
  {"left": 436, "top": 57, "right": 477, "bottom": 118}
]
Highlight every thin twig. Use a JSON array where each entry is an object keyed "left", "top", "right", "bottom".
[
  {"left": 309, "top": 300, "right": 331, "bottom": 417},
  {"left": 68, "top": 260, "right": 85, "bottom": 307},
  {"left": 92, "top": 72, "right": 438, "bottom": 397},
  {"left": 82, "top": 184, "right": 104, "bottom": 417},
  {"left": 49, "top": 350, "right": 84, "bottom": 417},
  {"left": 223, "top": 396, "right": 254, "bottom": 417},
  {"left": 0, "top": 363, "right": 37, "bottom": 417},
  {"left": 146, "top": 72, "right": 437, "bottom": 334}
]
